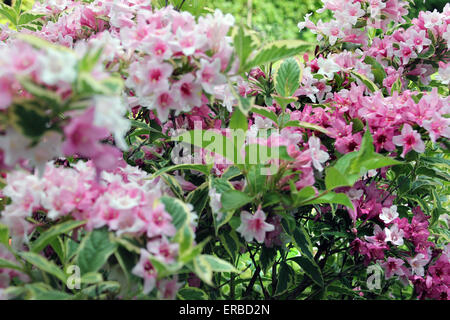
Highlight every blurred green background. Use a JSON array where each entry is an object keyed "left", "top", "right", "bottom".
[{"left": 1, "top": 0, "right": 449, "bottom": 41}]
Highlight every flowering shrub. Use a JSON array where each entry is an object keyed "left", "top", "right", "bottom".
[{"left": 0, "top": 0, "right": 448, "bottom": 300}]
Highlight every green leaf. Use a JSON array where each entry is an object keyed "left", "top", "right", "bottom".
[
  {"left": 363, "top": 56, "right": 387, "bottom": 86},
  {"left": 290, "top": 256, "right": 324, "bottom": 287},
  {"left": 250, "top": 106, "right": 278, "bottom": 124},
  {"left": 221, "top": 190, "right": 254, "bottom": 212},
  {"left": 233, "top": 25, "right": 256, "bottom": 69},
  {"left": 0, "top": 224, "right": 9, "bottom": 246},
  {"left": 19, "top": 77, "right": 67, "bottom": 106},
  {"left": 0, "top": 3, "right": 18, "bottom": 26},
  {"left": 81, "top": 272, "right": 103, "bottom": 284},
  {"left": 242, "top": 41, "right": 311, "bottom": 72},
  {"left": 259, "top": 246, "right": 277, "bottom": 274},
  {"left": 81, "top": 281, "right": 120, "bottom": 298},
  {"left": 201, "top": 254, "right": 237, "bottom": 273},
  {"left": 31, "top": 220, "right": 86, "bottom": 254},
  {"left": 283, "top": 120, "right": 330, "bottom": 134},
  {"left": 18, "top": 12, "right": 45, "bottom": 26},
  {"left": 160, "top": 196, "right": 195, "bottom": 257},
  {"left": 325, "top": 129, "right": 401, "bottom": 190},
  {"left": 275, "top": 58, "right": 300, "bottom": 97},
  {"left": 76, "top": 229, "right": 117, "bottom": 274},
  {"left": 186, "top": 183, "right": 209, "bottom": 217},
  {"left": 151, "top": 164, "right": 210, "bottom": 179},
  {"left": 301, "top": 191, "right": 354, "bottom": 210},
  {"left": 418, "top": 44, "right": 435, "bottom": 59},
  {"left": 351, "top": 71, "right": 380, "bottom": 94},
  {"left": 291, "top": 225, "right": 314, "bottom": 259},
  {"left": 193, "top": 255, "right": 213, "bottom": 286},
  {"left": 10, "top": 103, "right": 51, "bottom": 138},
  {"left": 209, "top": 178, "right": 236, "bottom": 233},
  {"left": 219, "top": 230, "right": 241, "bottom": 263},
  {"left": 275, "top": 262, "right": 295, "bottom": 295},
  {"left": 0, "top": 257, "right": 23, "bottom": 272},
  {"left": 229, "top": 107, "right": 248, "bottom": 132},
  {"left": 20, "top": 252, "right": 67, "bottom": 283},
  {"left": 178, "top": 287, "right": 209, "bottom": 300}
]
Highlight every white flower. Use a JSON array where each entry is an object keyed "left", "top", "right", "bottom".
[
  {"left": 38, "top": 48, "right": 77, "bottom": 85},
  {"left": 380, "top": 205, "right": 399, "bottom": 224},
  {"left": 384, "top": 224, "right": 404, "bottom": 246},
  {"left": 436, "top": 63, "right": 450, "bottom": 85},
  {"left": 317, "top": 57, "right": 341, "bottom": 79},
  {"left": 443, "top": 25, "right": 450, "bottom": 50},
  {"left": 93, "top": 95, "right": 130, "bottom": 150},
  {"left": 407, "top": 253, "right": 429, "bottom": 277},
  {"left": 308, "top": 136, "right": 330, "bottom": 171},
  {"left": 208, "top": 187, "right": 222, "bottom": 220}
]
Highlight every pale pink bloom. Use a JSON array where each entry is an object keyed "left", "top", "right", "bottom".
[
  {"left": 381, "top": 257, "right": 405, "bottom": 279},
  {"left": 392, "top": 124, "right": 425, "bottom": 157},
  {"left": 196, "top": 58, "right": 226, "bottom": 95},
  {"left": 147, "top": 237, "right": 179, "bottom": 264},
  {"left": 406, "top": 29, "right": 431, "bottom": 53},
  {"left": 236, "top": 208, "right": 275, "bottom": 243},
  {"left": 146, "top": 203, "right": 176, "bottom": 238},
  {"left": 132, "top": 249, "right": 158, "bottom": 294},
  {"left": 396, "top": 43, "right": 417, "bottom": 64},
  {"left": 172, "top": 29, "right": 206, "bottom": 56},
  {"left": 308, "top": 136, "right": 329, "bottom": 172},
  {"left": 208, "top": 187, "right": 222, "bottom": 220},
  {"left": 146, "top": 88, "right": 180, "bottom": 122},
  {"left": 62, "top": 108, "right": 109, "bottom": 158},
  {"left": 139, "top": 60, "right": 173, "bottom": 95},
  {"left": 317, "top": 57, "right": 341, "bottom": 78},
  {"left": 408, "top": 253, "right": 429, "bottom": 277},
  {"left": 380, "top": 205, "right": 399, "bottom": 225},
  {"left": 384, "top": 223, "right": 404, "bottom": 246},
  {"left": 143, "top": 35, "right": 173, "bottom": 61},
  {"left": 0, "top": 76, "right": 13, "bottom": 110},
  {"left": 172, "top": 74, "right": 202, "bottom": 110},
  {"left": 436, "top": 62, "right": 450, "bottom": 85},
  {"left": 422, "top": 114, "right": 450, "bottom": 143},
  {"left": 157, "top": 277, "right": 183, "bottom": 300}
]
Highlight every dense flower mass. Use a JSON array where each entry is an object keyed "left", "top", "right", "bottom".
[{"left": 0, "top": 0, "right": 448, "bottom": 301}]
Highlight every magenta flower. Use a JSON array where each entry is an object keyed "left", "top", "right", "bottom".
[
  {"left": 392, "top": 124, "right": 425, "bottom": 157},
  {"left": 236, "top": 208, "right": 275, "bottom": 243}
]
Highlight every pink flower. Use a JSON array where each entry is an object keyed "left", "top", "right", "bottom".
[
  {"left": 392, "top": 124, "right": 425, "bottom": 157},
  {"left": 62, "top": 108, "right": 109, "bottom": 158},
  {"left": 381, "top": 257, "right": 405, "bottom": 279},
  {"left": 141, "top": 61, "right": 173, "bottom": 95},
  {"left": 157, "top": 277, "right": 182, "bottom": 300},
  {"left": 172, "top": 74, "right": 202, "bottom": 110},
  {"left": 132, "top": 249, "right": 158, "bottom": 294},
  {"left": 146, "top": 203, "right": 176, "bottom": 238},
  {"left": 148, "top": 88, "right": 180, "bottom": 122},
  {"left": 422, "top": 114, "right": 450, "bottom": 143},
  {"left": 236, "top": 208, "right": 275, "bottom": 243},
  {"left": 196, "top": 58, "right": 226, "bottom": 95},
  {"left": 147, "top": 237, "right": 179, "bottom": 264}
]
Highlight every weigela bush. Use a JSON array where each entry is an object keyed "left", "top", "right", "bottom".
[{"left": 0, "top": 0, "right": 448, "bottom": 300}]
